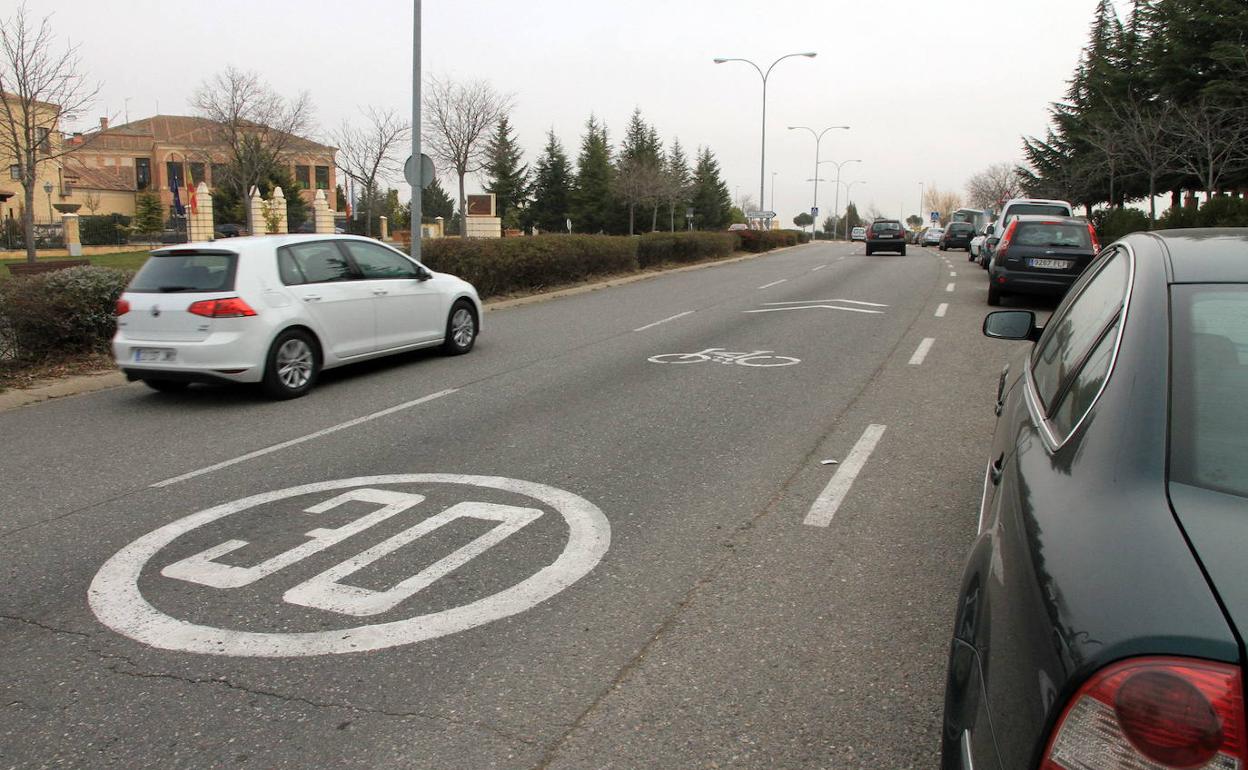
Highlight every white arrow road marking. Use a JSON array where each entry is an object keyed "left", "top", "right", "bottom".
[
  {"left": 757, "top": 279, "right": 788, "bottom": 290},
  {"left": 634, "top": 311, "right": 694, "bottom": 332},
  {"left": 746, "top": 305, "right": 884, "bottom": 315},
  {"left": 804, "top": 425, "right": 887, "bottom": 527},
  {"left": 761, "top": 299, "right": 888, "bottom": 307},
  {"left": 909, "top": 338, "right": 936, "bottom": 365}
]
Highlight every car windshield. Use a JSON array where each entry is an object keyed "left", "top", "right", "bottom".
[
  {"left": 1171, "top": 285, "right": 1248, "bottom": 498},
  {"left": 127, "top": 252, "right": 237, "bottom": 293},
  {"left": 1013, "top": 222, "right": 1092, "bottom": 249}
]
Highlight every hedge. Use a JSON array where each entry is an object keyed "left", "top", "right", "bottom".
[
  {"left": 421, "top": 235, "right": 638, "bottom": 298},
  {"left": 736, "top": 229, "right": 804, "bottom": 253},
  {"left": 0, "top": 265, "right": 131, "bottom": 360},
  {"left": 79, "top": 214, "right": 133, "bottom": 246},
  {"left": 636, "top": 232, "right": 739, "bottom": 268}
]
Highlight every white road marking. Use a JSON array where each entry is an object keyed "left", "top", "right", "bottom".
[
  {"left": 946, "top": 283, "right": 956, "bottom": 292},
  {"left": 804, "top": 425, "right": 887, "bottom": 527},
  {"left": 950, "top": 272, "right": 957, "bottom": 277},
  {"left": 150, "top": 389, "right": 458, "bottom": 487},
  {"left": 811, "top": 264, "right": 828, "bottom": 272},
  {"left": 935, "top": 303, "right": 949, "bottom": 318},
  {"left": 746, "top": 305, "right": 882, "bottom": 315},
  {"left": 90, "top": 475, "right": 612, "bottom": 657},
  {"left": 758, "top": 279, "right": 788, "bottom": 290},
  {"left": 909, "top": 337, "right": 936, "bottom": 365},
  {"left": 763, "top": 299, "right": 887, "bottom": 307},
  {"left": 633, "top": 310, "right": 694, "bottom": 332}
]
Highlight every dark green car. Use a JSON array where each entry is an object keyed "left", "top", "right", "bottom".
[{"left": 942, "top": 229, "right": 1248, "bottom": 770}]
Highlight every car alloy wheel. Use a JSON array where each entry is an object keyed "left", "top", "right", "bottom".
[
  {"left": 262, "top": 329, "right": 320, "bottom": 399},
  {"left": 443, "top": 301, "right": 477, "bottom": 355},
  {"left": 277, "top": 338, "right": 314, "bottom": 390}
]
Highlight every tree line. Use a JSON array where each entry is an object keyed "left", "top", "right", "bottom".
[{"left": 1022, "top": 0, "right": 1248, "bottom": 222}]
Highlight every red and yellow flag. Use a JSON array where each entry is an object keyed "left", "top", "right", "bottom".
[{"left": 185, "top": 163, "right": 197, "bottom": 215}]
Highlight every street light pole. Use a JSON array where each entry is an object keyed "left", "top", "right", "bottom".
[
  {"left": 411, "top": 0, "right": 422, "bottom": 261},
  {"left": 840, "top": 180, "right": 866, "bottom": 240},
  {"left": 918, "top": 182, "right": 925, "bottom": 228},
  {"left": 714, "top": 52, "right": 817, "bottom": 227},
  {"left": 788, "top": 125, "right": 849, "bottom": 239},
  {"left": 43, "top": 180, "right": 53, "bottom": 224},
  {"left": 770, "top": 171, "right": 778, "bottom": 214},
  {"left": 818, "top": 158, "right": 861, "bottom": 240}
]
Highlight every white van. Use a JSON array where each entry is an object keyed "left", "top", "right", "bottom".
[{"left": 983, "top": 198, "right": 1074, "bottom": 265}]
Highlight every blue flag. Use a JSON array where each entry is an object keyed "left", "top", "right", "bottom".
[{"left": 170, "top": 175, "right": 185, "bottom": 217}]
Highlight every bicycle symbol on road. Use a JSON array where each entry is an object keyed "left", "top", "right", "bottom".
[{"left": 648, "top": 347, "right": 801, "bottom": 367}]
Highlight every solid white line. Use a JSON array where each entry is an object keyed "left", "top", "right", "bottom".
[
  {"left": 633, "top": 310, "right": 694, "bottom": 332},
  {"left": 762, "top": 299, "right": 888, "bottom": 307},
  {"left": 935, "top": 303, "right": 949, "bottom": 318},
  {"left": 811, "top": 264, "right": 828, "bottom": 272},
  {"left": 909, "top": 337, "right": 936, "bottom": 365},
  {"left": 804, "top": 425, "right": 887, "bottom": 527},
  {"left": 151, "top": 389, "right": 459, "bottom": 488},
  {"left": 758, "top": 279, "right": 788, "bottom": 290},
  {"left": 946, "top": 283, "right": 956, "bottom": 292}
]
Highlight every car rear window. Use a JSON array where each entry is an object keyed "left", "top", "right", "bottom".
[
  {"left": 1005, "top": 204, "right": 1070, "bottom": 221},
  {"left": 1013, "top": 222, "right": 1092, "bottom": 249},
  {"left": 127, "top": 251, "right": 237, "bottom": 293},
  {"left": 949, "top": 223, "right": 974, "bottom": 234},
  {"left": 1171, "top": 285, "right": 1248, "bottom": 498},
  {"left": 871, "top": 222, "right": 901, "bottom": 232}
]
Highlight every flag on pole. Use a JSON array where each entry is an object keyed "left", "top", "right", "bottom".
[
  {"left": 170, "top": 171, "right": 185, "bottom": 217},
  {"left": 345, "top": 179, "right": 353, "bottom": 219},
  {"left": 185, "top": 163, "right": 197, "bottom": 215}
]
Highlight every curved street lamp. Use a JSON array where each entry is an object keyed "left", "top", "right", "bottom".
[
  {"left": 789, "top": 125, "right": 849, "bottom": 237},
  {"left": 818, "top": 158, "right": 861, "bottom": 239},
  {"left": 714, "top": 52, "right": 816, "bottom": 224},
  {"left": 839, "top": 180, "right": 867, "bottom": 239},
  {"left": 43, "top": 179, "right": 53, "bottom": 223}
]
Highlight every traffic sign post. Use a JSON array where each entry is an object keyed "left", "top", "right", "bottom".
[{"left": 404, "top": 154, "right": 436, "bottom": 190}]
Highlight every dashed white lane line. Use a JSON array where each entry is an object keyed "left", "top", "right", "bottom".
[
  {"left": 909, "top": 337, "right": 936, "bottom": 365},
  {"left": 946, "top": 283, "right": 956, "bottom": 292},
  {"left": 804, "top": 424, "right": 888, "bottom": 527},
  {"left": 633, "top": 310, "right": 694, "bottom": 332},
  {"left": 950, "top": 272, "right": 957, "bottom": 277},
  {"left": 758, "top": 279, "right": 788, "bottom": 290},
  {"left": 151, "top": 389, "right": 459, "bottom": 488},
  {"left": 935, "top": 303, "right": 949, "bottom": 318},
  {"left": 811, "top": 264, "right": 828, "bottom": 272}
]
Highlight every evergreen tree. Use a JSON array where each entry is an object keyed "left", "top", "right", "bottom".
[
  {"left": 689, "top": 147, "right": 732, "bottom": 230},
  {"left": 529, "top": 130, "right": 573, "bottom": 234},
  {"left": 421, "top": 177, "right": 455, "bottom": 223},
  {"left": 482, "top": 116, "right": 529, "bottom": 230},
  {"left": 571, "top": 115, "right": 614, "bottom": 233},
  {"left": 663, "top": 138, "right": 692, "bottom": 232},
  {"left": 133, "top": 192, "right": 164, "bottom": 238}
]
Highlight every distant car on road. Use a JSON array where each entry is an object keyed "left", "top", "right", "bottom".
[
  {"left": 727, "top": 223, "right": 750, "bottom": 232},
  {"left": 944, "top": 229, "right": 1248, "bottom": 770},
  {"left": 850, "top": 226, "right": 867, "bottom": 242},
  {"left": 113, "top": 234, "right": 482, "bottom": 399},
  {"left": 986, "top": 214, "right": 1100, "bottom": 305},
  {"left": 982, "top": 197, "right": 1075, "bottom": 265},
  {"left": 865, "top": 219, "right": 907, "bottom": 255},
  {"left": 939, "top": 222, "right": 975, "bottom": 251},
  {"left": 921, "top": 227, "right": 944, "bottom": 246}
]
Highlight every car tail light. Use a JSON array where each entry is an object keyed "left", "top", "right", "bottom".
[
  {"left": 996, "top": 220, "right": 1019, "bottom": 260},
  {"left": 1088, "top": 223, "right": 1102, "bottom": 252},
  {"left": 115, "top": 298, "right": 130, "bottom": 316},
  {"left": 1041, "top": 657, "right": 1245, "bottom": 770},
  {"left": 187, "top": 297, "right": 257, "bottom": 318}
]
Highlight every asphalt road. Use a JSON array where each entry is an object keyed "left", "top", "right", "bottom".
[{"left": 0, "top": 240, "right": 1044, "bottom": 769}]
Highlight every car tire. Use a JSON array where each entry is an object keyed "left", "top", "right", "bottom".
[
  {"left": 987, "top": 284, "right": 1004, "bottom": 306},
  {"left": 442, "top": 300, "right": 477, "bottom": 355},
  {"left": 142, "top": 379, "right": 189, "bottom": 393},
  {"left": 865, "top": 246, "right": 874, "bottom": 255},
  {"left": 899, "top": 247, "right": 907, "bottom": 256},
  {"left": 261, "top": 328, "right": 320, "bottom": 400}
]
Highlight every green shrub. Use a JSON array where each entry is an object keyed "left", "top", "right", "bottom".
[
  {"left": 1158, "top": 196, "right": 1248, "bottom": 230},
  {"left": 637, "top": 232, "right": 739, "bottom": 268},
  {"left": 1092, "top": 208, "right": 1150, "bottom": 244},
  {"left": 79, "top": 214, "right": 133, "bottom": 246},
  {"left": 0, "top": 265, "right": 131, "bottom": 360},
  {"left": 421, "top": 235, "right": 638, "bottom": 299}
]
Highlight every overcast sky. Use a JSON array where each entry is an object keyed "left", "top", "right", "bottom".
[{"left": 48, "top": 0, "right": 1117, "bottom": 222}]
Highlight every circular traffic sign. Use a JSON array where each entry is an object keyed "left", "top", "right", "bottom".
[{"left": 89, "top": 475, "right": 610, "bottom": 657}]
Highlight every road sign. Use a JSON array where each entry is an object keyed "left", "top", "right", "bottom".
[
  {"left": 746, "top": 210, "right": 776, "bottom": 219},
  {"left": 930, "top": 211, "right": 940, "bottom": 223},
  {"left": 404, "top": 153, "right": 436, "bottom": 189},
  {"left": 89, "top": 475, "right": 611, "bottom": 657},
  {"left": 811, "top": 207, "right": 819, "bottom": 218}
]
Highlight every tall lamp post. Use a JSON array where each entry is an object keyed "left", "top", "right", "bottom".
[
  {"left": 918, "top": 182, "right": 925, "bottom": 227},
  {"left": 43, "top": 180, "right": 53, "bottom": 224},
  {"left": 788, "top": 125, "right": 849, "bottom": 240},
  {"left": 770, "top": 171, "right": 778, "bottom": 214},
  {"left": 818, "top": 158, "right": 861, "bottom": 239},
  {"left": 804, "top": 177, "right": 826, "bottom": 234},
  {"left": 840, "top": 180, "right": 867, "bottom": 240},
  {"left": 713, "top": 52, "right": 817, "bottom": 227}
]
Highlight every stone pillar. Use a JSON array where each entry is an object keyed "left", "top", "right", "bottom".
[
  {"left": 188, "top": 182, "right": 215, "bottom": 242},
  {"left": 62, "top": 213, "right": 82, "bottom": 257},
  {"left": 434, "top": 216, "right": 444, "bottom": 239},
  {"left": 270, "top": 186, "right": 288, "bottom": 234},
  {"left": 312, "top": 189, "right": 334, "bottom": 234},
  {"left": 247, "top": 186, "right": 264, "bottom": 235},
  {"left": 379, "top": 215, "right": 389, "bottom": 241}
]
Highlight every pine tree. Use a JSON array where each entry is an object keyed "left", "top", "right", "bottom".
[
  {"left": 482, "top": 116, "right": 529, "bottom": 230},
  {"left": 689, "top": 147, "right": 732, "bottom": 230},
  {"left": 571, "top": 115, "right": 614, "bottom": 234},
  {"left": 664, "top": 138, "right": 691, "bottom": 231},
  {"left": 421, "top": 177, "right": 455, "bottom": 223},
  {"left": 529, "top": 130, "right": 573, "bottom": 234}
]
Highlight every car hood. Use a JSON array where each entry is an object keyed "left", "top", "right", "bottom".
[{"left": 1169, "top": 482, "right": 1248, "bottom": 644}]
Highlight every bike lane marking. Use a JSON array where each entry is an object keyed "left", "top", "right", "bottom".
[
  {"left": 90, "top": 474, "right": 611, "bottom": 657},
  {"left": 648, "top": 348, "right": 801, "bottom": 367},
  {"left": 633, "top": 311, "right": 694, "bottom": 333},
  {"left": 804, "top": 425, "right": 887, "bottom": 527},
  {"left": 151, "top": 389, "right": 458, "bottom": 488},
  {"left": 909, "top": 338, "right": 936, "bottom": 366}
]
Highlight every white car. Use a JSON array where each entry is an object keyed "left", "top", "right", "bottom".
[
  {"left": 113, "top": 234, "right": 482, "bottom": 399},
  {"left": 921, "top": 227, "right": 944, "bottom": 246},
  {"left": 851, "top": 226, "right": 867, "bottom": 242},
  {"left": 969, "top": 226, "right": 989, "bottom": 262}
]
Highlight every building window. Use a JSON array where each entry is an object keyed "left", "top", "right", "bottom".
[
  {"left": 189, "top": 162, "right": 205, "bottom": 185},
  {"left": 315, "top": 165, "right": 329, "bottom": 190},
  {"left": 210, "top": 163, "right": 229, "bottom": 188},
  {"left": 165, "top": 161, "right": 184, "bottom": 189},
  {"left": 35, "top": 127, "right": 49, "bottom": 153},
  {"left": 136, "top": 158, "right": 151, "bottom": 190},
  {"left": 9, "top": 164, "right": 19, "bottom": 180},
  {"left": 295, "top": 165, "right": 311, "bottom": 189}
]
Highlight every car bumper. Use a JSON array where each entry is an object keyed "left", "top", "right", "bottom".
[
  {"left": 867, "top": 240, "right": 906, "bottom": 251},
  {"left": 989, "top": 266, "right": 1079, "bottom": 296},
  {"left": 112, "top": 330, "right": 267, "bottom": 383}
]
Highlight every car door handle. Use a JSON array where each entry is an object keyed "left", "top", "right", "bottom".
[
  {"left": 989, "top": 454, "right": 1005, "bottom": 486},
  {"left": 302, "top": 294, "right": 322, "bottom": 302}
]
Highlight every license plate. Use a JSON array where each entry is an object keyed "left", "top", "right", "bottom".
[
  {"left": 1028, "top": 258, "right": 1073, "bottom": 269},
  {"left": 132, "top": 348, "right": 177, "bottom": 363}
]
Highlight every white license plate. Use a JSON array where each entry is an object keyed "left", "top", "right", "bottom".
[
  {"left": 132, "top": 348, "right": 177, "bottom": 363},
  {"left": 1028, "top": 258, "right": 1073, "bottom": 269}
]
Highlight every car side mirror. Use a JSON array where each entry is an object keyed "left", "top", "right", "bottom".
[
  {"left": 415, "top": 266, "right": 433, "bottom": 281},
  {"left": 983, "top": 310, "right": 1041, "bottom": 342},
  {"left": 985, "top": 224, "right": 995, "bottom": 236}
]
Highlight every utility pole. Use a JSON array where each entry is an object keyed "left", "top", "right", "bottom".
[{"left": 411, "top": 0, "right": 423, "bottom": 261}]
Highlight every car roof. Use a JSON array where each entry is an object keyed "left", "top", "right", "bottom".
[
  {"left": 150, "top": 234, "right": 390, "bottom": 255},
  {"left": 1129, "top": 229, "right": 1248, "bottom": 284},
  {"left": 1001, "top": 197, "right": 1073, "bottom": 208},
  {"left": 1010, "top": 214, "right": 1087, "bottom": 225}
]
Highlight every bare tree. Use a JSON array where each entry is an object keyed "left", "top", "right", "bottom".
[
  {"left": 1107, "top": 96, "right": 1183, "bottom": 223},
  {"left": 611, "top": 156, "right": 663, "bottom": 236},
  {"left": 332, "top": 107, "right": 409, "bottom": 236},
  {"left": 924, "top": 185, "right": 963, "bottom": 224},
  {"left": 192, "top": 66, "right": 314, "bottom": 202},
  {"left": 422, "top": 75, "right": 512, "bottom": 236},
  {"left": 965, "top": 162, "right": 1025, "bottom": 211},
  {"left": 0, "top": 3, "right": 100, "bottom": 262},
  {"left": 1166, "top": 93, "right": 1248, "bottom": 199}
]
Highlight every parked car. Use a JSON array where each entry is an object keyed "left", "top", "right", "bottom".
[
  {"left": 942, "top": 229, "right": 1248, "bottom": 770},
  {"left": 939, "top": 222, "right": 976, "bottom": 251},
  {"left": 921, "top": 227, "right": 944, "bottom": 246},
  {"left": 986, "top": 214, "right": 1101, "bottom": 305},
  {"left": 214, "top": 223, "right": 246, "bottom": 238},
  {"left": 864, "top": 219, "right": 907, "bottom": 255},
  {"left": 113, "top": 234, "right": 482, "bottom": 399},
  {"left": 727, "top": 223, "right": 750, "bottom": 232},
  {"left": 850, "top": 226, "right": 867, "bottom": 242},
  {"left": 981, "top": 197, "right": 1075, "bottom": 265},
  {"left": 968, "top": 225, "right": 989, "bottom": 262}
]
